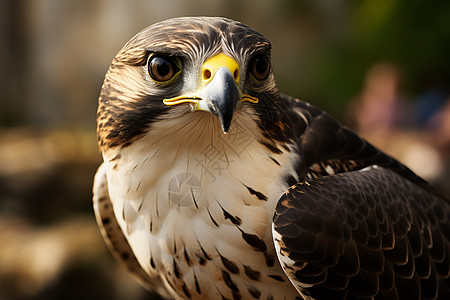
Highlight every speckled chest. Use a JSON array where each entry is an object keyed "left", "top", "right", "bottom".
[
  {"left": 153, "top": 192, "right": 299, "bottom": 299},
  {"left": 104, "top": 116, "right": 302, "bottom": 299}
]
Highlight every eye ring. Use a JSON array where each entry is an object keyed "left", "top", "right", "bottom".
[
  {"left": 249, "top": 54, "right": 270, "bottom": 81},
  {"left": 147, "top": 54, "right": 180, "bottom": 82}
]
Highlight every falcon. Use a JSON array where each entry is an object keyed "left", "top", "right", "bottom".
[{"left": 93, "top": 16, "right": 450, "bottom": 299}]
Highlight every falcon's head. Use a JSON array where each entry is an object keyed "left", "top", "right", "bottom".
[{"left": 97, "top": 17, "right": 287, "bottom": 152}]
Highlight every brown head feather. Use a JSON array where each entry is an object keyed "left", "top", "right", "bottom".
[{"left": 97, "top": 17, "right": 276, "bottom": 152}]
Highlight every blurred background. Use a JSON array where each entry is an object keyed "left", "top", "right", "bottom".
[{"left": 1, "top": 0, "right": 449, "bottom": 299}]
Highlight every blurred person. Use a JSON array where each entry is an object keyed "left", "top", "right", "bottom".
[
  {"left": 415, "top": 74, "right": 448, "bottom": 127},
  {"left": 423, "top": 97, "right": 450, "bottom": 196},
  {"left": 426, "top": 97, "right": 450, "bottom": 153},
  {"left": 346, "top": 62, "right": 444, "bottom": 184},
  {"left": 346, "top": 62, "right": 411, "bottom": 140}
]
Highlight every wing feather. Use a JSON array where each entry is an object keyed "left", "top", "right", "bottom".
[
  {"left": 273, "top": 166, "right": 450, "bottom": 299},
  {"left": 280, "top": 94, "right": 445, "bottom": 201}
]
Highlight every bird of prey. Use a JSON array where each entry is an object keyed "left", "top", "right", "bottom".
[{"left": 93, "top": 16, "right": 450, "bottom": 300}]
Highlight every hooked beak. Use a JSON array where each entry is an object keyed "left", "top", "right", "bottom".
[
  {"left": 163, "top": 53, "right": 258, "bottom": 133},
  {"left": 200, "top": 67, "right": 240, "bottom": 132}
]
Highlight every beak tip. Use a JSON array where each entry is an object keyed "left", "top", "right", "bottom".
[{"left": 221, "top": 121, "right": 231, "bottom": 134}]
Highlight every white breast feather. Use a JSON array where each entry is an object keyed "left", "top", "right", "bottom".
[{"left": 103, "top": 109, "right": 301, "bottom": 299}]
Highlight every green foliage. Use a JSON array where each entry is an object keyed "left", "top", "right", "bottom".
[{"left": 288, "top": 0, "right": 450, "bottom": 116}]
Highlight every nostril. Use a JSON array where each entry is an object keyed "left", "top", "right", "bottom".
[
  {"left": 233, "top": 69, "right": 239, "bottom": 81},
  {"left": 203, "top": 69, "right": 212, "bottom": 81}
]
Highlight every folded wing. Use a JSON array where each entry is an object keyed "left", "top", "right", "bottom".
[{"left": 273, "top": 166, "right": 450, "bottom": 300}]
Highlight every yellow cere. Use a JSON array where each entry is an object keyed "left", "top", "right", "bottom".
[{"left": 201, "top": 53, "right": 240, "bottom": 85}]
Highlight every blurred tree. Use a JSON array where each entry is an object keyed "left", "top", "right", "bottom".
[{"left": 0, "top": 1, "right": 30, "bottom": 126}]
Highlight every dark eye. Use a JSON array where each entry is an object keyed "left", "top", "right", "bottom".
[
  {"left": 249, "top": 54, "right": 270, "bottom": 81},
  {"left": 147, "top": 54, "right": 180, "bottom": 82}
]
